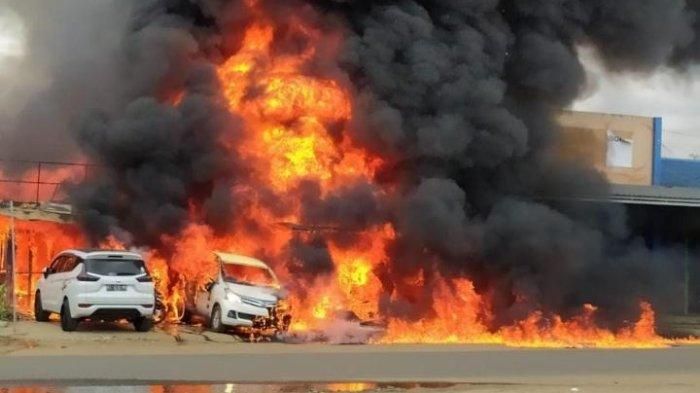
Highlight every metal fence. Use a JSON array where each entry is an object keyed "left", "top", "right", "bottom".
[
  {"left": 0, "top": 159, "right": 95, "bottom": 203},
  {"left": 0, "top": 160, "right": 93, "bottom": 315}
]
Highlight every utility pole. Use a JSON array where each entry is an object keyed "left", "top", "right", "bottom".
[
  {"left": 685, "top": 235, "right": 690, "bottom": 316},
  {"left": 10, "top": 200, "right": 16, "bottom": 325}
]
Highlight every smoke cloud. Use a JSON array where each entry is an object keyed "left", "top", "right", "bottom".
[
  {"left": 0, "top": 1, "right": 133, "bottom": 162},
  {"left": 311, "top": 0, "right": 699, "bottom": 324}
]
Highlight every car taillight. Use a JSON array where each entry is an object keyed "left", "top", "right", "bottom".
[
  {"left": 76, "top": 264, "right": 100, "bottom": 282},
  {"left": 76, "top": 273, "right": 99, "bottom": 282},
  {"left": 137, "top": 275, "right": 153, "bottom": 282}
]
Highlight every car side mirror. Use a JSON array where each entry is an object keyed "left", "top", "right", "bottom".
[
  {"left": 204, "top": 280, "right": 215, "bottom": 292},
  {"left": 42, "top": 267, "right": 51, "bottom": 278}
]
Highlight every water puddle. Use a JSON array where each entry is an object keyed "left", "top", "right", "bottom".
[{"left": 0, "top": 383, "right": 456, "bottom": 393}]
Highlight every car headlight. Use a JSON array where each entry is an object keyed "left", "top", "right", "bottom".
[{"left": 225, "top": 290, "right": 241, "bottom": 303}]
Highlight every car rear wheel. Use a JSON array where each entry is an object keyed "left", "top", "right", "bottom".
[
  {"left": 133, "top": 317, "right": 153, "bottom": 332},
  {"left": 153, "top": 296, "right": 166, "bottom": 324},
  {"left": 210, "top": 304, "right": 226, "bottom": 333},
  {"left": 60, "top": 299, "right": 79, "bottom": 332},
  {"left": 34, "top": 291, "right": 50, "bottom": 322}
]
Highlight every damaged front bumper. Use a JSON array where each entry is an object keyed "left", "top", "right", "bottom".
[{"left": 222, "top": 303, "right": 292, "bottom": 334}]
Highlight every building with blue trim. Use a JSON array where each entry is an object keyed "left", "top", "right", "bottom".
[{"left": 559, "top": 111, "right": 700, "bottom": 315}]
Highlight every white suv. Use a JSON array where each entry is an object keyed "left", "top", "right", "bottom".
[{"left": 34, "top": 249, "right": 155, "bottom": 332}]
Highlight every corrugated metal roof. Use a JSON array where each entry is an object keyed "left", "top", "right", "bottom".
[
  {"left": 0, "top": 201, "right": 73, "bottom": 223},
  {"left": 584, "top": 184, "right": 700, "bottom": 207}
]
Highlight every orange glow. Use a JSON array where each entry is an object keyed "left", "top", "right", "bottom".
[
  {"left": 0, "top": 216, "right": 85, "bottom": 313},
  {"left": 326, "top": 383, "right": 376, "bottom": 392}
]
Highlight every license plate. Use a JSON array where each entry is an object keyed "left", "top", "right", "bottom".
[{"left": 106, "top": 284, "right": 127, "bottom": 292}]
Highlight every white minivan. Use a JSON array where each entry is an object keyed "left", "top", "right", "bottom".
[
  {"left": 186, "top": 252, "right": 291, "bottom": 336},
  {"left": 34, "top": 249, "right": 155, "bottom": 332}
]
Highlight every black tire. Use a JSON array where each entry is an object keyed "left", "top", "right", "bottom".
[
  {"left": 209, "top": 304, "right": 226, "bottom": 333},
  {"left": 281, "top": 314, "right": 292, "bottom": 332},
  {"left": 153, "top": 301, "right": 166, "bottom": 324},
  {"left": 60, "top": 299, "right": 79, "bottom": 332},
  {"left": 180, "top": 308, "right": 193, "bottom": 324},
  {"left": 34, "top": 291, "right": 50, "bottom": 322},
  {"left": 133, "top": 317, "right": 153, "bottom": 332}
]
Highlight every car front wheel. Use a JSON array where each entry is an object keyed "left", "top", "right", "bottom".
[
  {"left": 34, "top": 291, "right": 50, "bottom": 322},
  {"left": 60, "top": 299, "right": 79, "bottom": 332},
  {"left": 210, "top": 305, "right": 226, "bottom": 333}
]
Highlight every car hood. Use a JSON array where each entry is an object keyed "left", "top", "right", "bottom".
[{"left": 224, "top": 282, "right": 281, "bottom": 302}]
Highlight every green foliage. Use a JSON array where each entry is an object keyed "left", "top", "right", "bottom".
[{"left": 0, "top": 284, "right": 11, "bottom": 321}]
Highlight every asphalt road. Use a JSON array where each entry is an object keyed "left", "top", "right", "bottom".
[
  {"left": 1, "top": 344, "right": 700, "bottom": 387},
  {"left": 2, "top": 321, "right": 700, "bottom": 391}
]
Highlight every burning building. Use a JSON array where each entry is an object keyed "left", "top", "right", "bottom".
[{"left": 3, "top": 0, "right": 700, "bottom": 347}]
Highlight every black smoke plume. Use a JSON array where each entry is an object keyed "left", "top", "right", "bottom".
[{"left": 305, "top": 0, "right": 699, "bottom": 325}]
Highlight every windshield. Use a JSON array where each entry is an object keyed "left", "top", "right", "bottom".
[
  {"left": 85, "top": 259, "right": 147, "bottom": 276},
  {"left": 222, "top": 264, "right": 277, "bottom": 287}
]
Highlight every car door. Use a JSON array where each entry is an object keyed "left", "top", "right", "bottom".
[
  {"left": 53, "top": 255, "right": 78, "bottom": 301},
  {"left": 209, "top": 273, "right": 228, "bottom": 315},
  {"left": 194, "top": 258, "right": 221, "bottom": 317},
  {"left": 195, "top": 279, "right": 216, "bottom": 317},
  {"left": 42, "top": 256, "right": 66, "bottom": 312}
]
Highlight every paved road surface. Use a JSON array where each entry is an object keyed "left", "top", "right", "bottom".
[
  {"left": 0, "top": 385, "right": 696, "bottom": 393},
  {"left": 1, "top": 322, "right": 700, "bottom": 391},
  {"left": 1, "top": 344, "right": 700, "bottom": 386}
]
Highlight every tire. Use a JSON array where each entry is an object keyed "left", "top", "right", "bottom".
[
  {"left": 180, "top": 308, "right": 193, "bottom": 324},
  {"left": 209, "top": 304, "right": 226, "bottom": 333},
  {"left": 34, "top": 291, "right": 50, "bottom": 322},
  {"left": 60, "top": 299, "right": 79, "bottom": 332},
  {"left": 153, "top": 300, "right": 166, "bottom": 324},
  {"left": 133, "top": 317, "right": 153, "bottom": 332},
  {"left": 172, "top": 295, "right": 186, "bottom": 322},
  {"left": 281, "top": 315, "right": 292, "bottom": 332}
]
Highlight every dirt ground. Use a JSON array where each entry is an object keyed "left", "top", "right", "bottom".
[{"left": 0, "top": 320, "right": 242, "bottom": 355}]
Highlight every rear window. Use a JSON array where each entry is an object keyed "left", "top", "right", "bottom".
[{"left": 85, "top": 259, "right": 147, "bottom": 276}]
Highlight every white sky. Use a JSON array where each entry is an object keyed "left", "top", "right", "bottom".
[
  {"left": 0, "top": 6, "right": 23, "bottom": 61},
  {"left": 1, "top": 8, "right": 699, "bottom": 159},
  {"left": 574, "top": 47, "right": 700, "bottom": 160},
  {"left": 0, "top": 5, "right": 27, "bottom": 122}
]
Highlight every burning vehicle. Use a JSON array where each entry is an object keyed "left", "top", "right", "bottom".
[{"left": 185, "top": 252, "right": 291, "bottom": 337}]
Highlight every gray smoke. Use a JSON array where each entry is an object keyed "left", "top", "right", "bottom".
[{"left": 0, "top": 1, "right": 131, "bottom": 163}]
